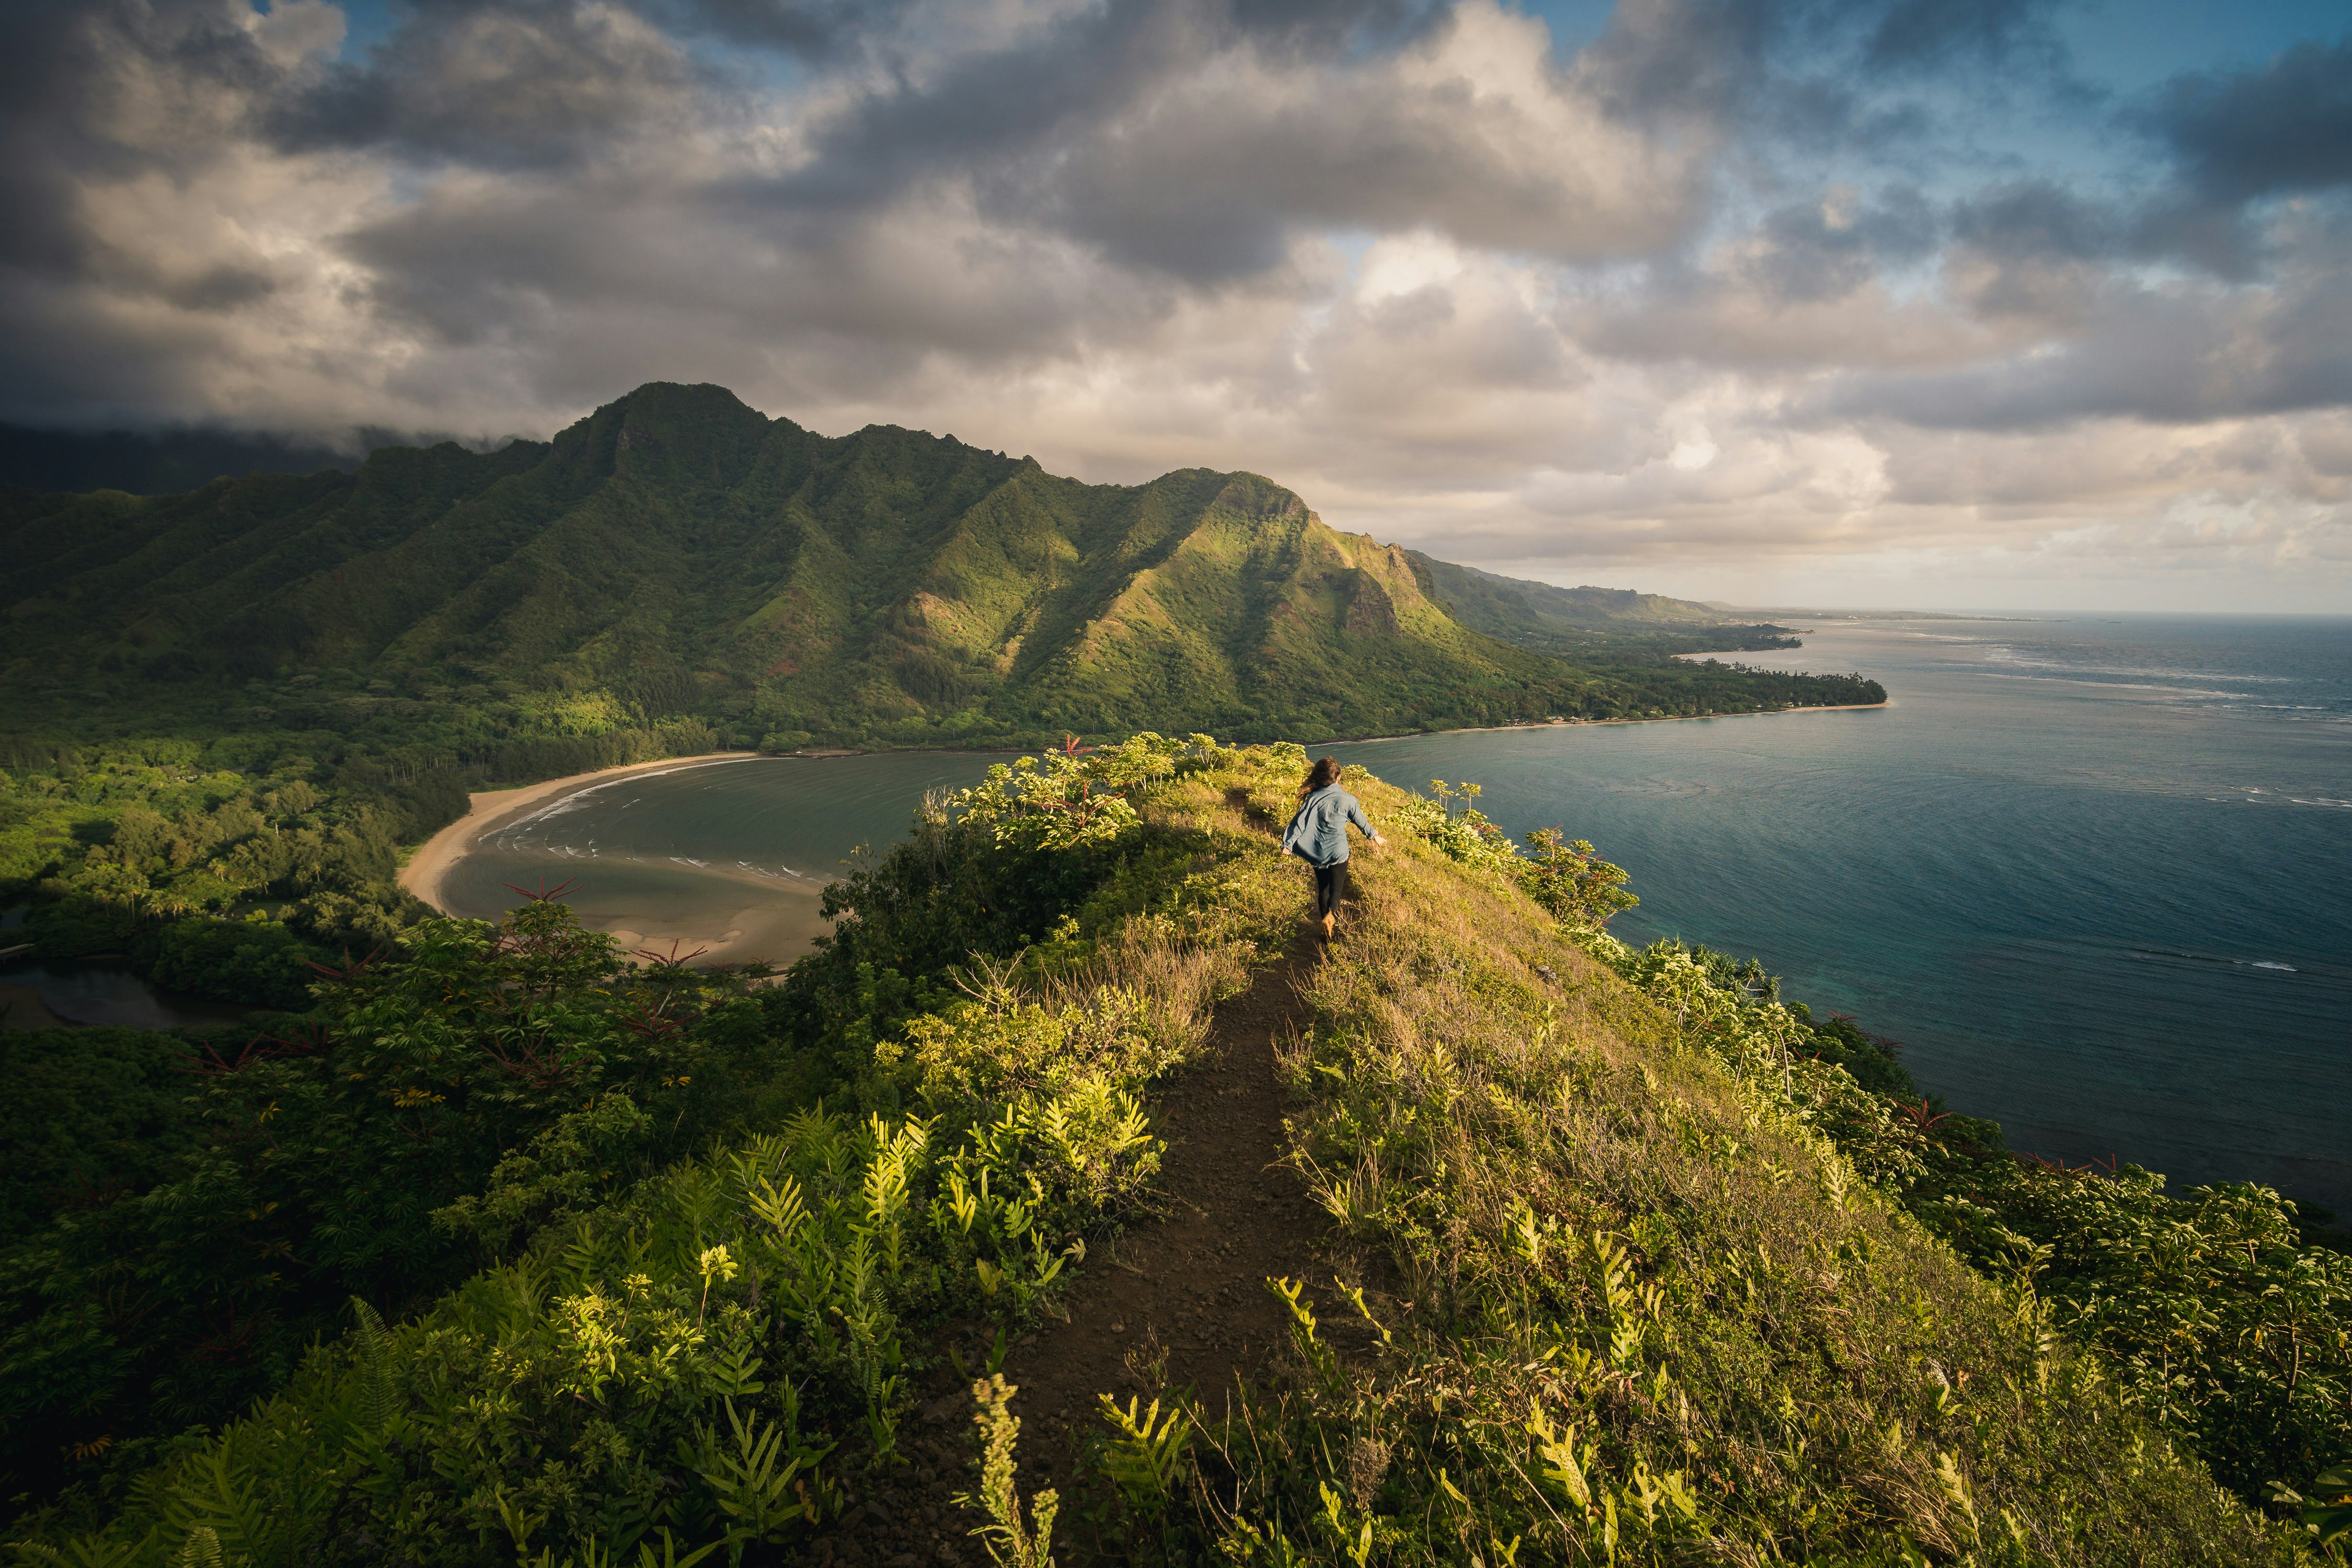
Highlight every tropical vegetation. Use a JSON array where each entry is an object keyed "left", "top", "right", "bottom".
[{"left": 1, "top": 739, "right": 2342, "bottom": 1567}]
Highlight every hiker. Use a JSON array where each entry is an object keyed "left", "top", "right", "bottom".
[{"left": 1281, "top": 756, "right": 1383, "bottom": 938}]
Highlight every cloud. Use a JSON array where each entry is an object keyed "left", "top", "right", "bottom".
[
  {"left": 0, "top": 0, "right": 2344, "bottom": 608},
  {"left": 269, "top": 1, "right": 700, "bottom": 169},
  {"left": 2141, "top": 35, "right": 2352, "bottom": 205},
  {"left": 1860, "top": 0, "right": 2070, "bottom": 76},
  {"left": 1821, "top": 216, "right": 2352, "bottom": 429}
]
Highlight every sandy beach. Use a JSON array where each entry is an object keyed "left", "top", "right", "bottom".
[
  {"left": 396, "top": 753, "right": 816, "bottom": 962},
  {"left": 589, "top": 868, "right": 830, "bottom": 969}
]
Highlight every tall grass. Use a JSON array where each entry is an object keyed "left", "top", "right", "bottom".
[{"left": 1145, "top": 764, "right": 2300, "bottom": 1565}]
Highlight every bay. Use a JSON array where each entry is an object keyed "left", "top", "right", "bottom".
[{"left": 436, "top": 752, "right": 1006, "bottom": 965}]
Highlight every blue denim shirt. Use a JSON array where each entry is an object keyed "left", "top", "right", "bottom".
[{"left": 1281, "top": 786, "right": 1378, "bottom": 868}]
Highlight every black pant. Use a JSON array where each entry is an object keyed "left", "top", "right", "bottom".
[{"left": 1312, "top": 858, "right": 1348, "bottom": 919}]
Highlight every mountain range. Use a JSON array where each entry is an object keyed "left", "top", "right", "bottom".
[{"left": 1, "top": 382, "right": 1879, "bottom": 754}]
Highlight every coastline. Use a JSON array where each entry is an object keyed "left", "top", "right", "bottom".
[
  {"left": 1316, "top": 699, "right": 1890, "bottom": 748},
  {"left": 396, "top": 702, "right": 1888, "bottom": 960},
  {"left": 397, "top": 752, "right": 766, "bottom": 914}
]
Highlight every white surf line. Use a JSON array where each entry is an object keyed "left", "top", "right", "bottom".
[{"left": 471, "top": 758, "right": 760, "bottom": 849}]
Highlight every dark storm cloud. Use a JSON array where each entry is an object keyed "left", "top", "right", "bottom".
[
  {"left": 1950, "top": 181, "right": 2120, "bottom": 264},
  {"left": 2142, "top": 36, "right": 2352, "bottom": 204},
  {"left": 759, "top": 0, "right": 1446, "bottom": 213},
  {"left": 1934, "top": 41, "right": 2352, "bottom": 285},
  {"left": 0, "top": 0, "right": 273, "bottom": 279},
  {"left": 751, "top": 0, "right": 1701, "bottom": 283},
  {"left": 267, "top": 0, "right": 699, "bottom": 169},
  {"left": 1859, "top": 0, "right": 2066, "bottom": 75},
  {"left": 645, "top": 0, "right": 913, "bottom": 58}
]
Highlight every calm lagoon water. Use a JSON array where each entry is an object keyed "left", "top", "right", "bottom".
[
  {"left": 439, "top": 615, "right": 2351, "bottom": 1213},
  {"left": 439, "top": 752, "right": 1006, "bottom": 963},
  {"left": 0, "top": 960, "right": 252, "bottom": 1031}
]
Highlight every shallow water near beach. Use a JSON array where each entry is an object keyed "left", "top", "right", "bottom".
[
  {"left": 436, "top": 752, "right": 1005, "bottom": 965},
  {"left": 437, "top": 615, "right": 2351, "bottom": 1214}
]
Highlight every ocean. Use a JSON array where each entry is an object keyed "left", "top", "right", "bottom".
[
  {"left": 1330, "top": 615, "right": 2352, "bottom": 1215},
  {"left": 436, "top": 614, "right": 2352, "bottom": 1215}
]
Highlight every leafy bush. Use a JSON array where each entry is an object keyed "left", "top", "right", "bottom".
[
  {"left": 0, "top": 899, "right": 787, "bottom": 1506},
  {"left": 0, "top": 1028, "right": 200, "bottom": 1244},
  {"left": 150, "top": 917, "right": 318, "bottom": 1009},
  {"left": 2, "top": 738, "right": 1305, "bottom": 1564},
  {"left": 1572, "top": 910, "right": 2352, "bottom": 1524}
]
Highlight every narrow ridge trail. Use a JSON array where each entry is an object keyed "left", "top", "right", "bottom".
[
  {"left": 802, "top": 927, "right": 1343, "bottom": 1564},
  {"left": 997, "top": 925, "right": 1334, "bottom": 1485}
]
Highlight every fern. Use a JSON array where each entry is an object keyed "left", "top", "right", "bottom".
[{"left": 348, "top": 1297, "right": 400, "bottom": 1432}]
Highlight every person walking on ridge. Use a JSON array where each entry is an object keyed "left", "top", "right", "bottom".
[{"left": 1282, "top": 756, "right": 1382, "bottom": 939}]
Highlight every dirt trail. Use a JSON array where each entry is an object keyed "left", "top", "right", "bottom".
[
  {"left": 798, "top": 925, "right": 1336, "bottom": 1564},
  {"left": 995, "top": 927, "right": 1332, "bottom": 1479}
]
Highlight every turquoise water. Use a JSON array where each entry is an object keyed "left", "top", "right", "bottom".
[
  {"left": 437, "top": 615, "right": 2351, "bottom": 1212},
  {"left": 1331, "top": 616, "right": 2352, "bottom": 1215}
]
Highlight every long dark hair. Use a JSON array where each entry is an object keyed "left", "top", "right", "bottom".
[{"left": 1296, "top": 756, "right": 1341, "bottom": 802}]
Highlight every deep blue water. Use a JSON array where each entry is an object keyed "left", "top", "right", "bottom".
[{"left": 1331, "top": 616, "right": 2352, "bottom": 1214}]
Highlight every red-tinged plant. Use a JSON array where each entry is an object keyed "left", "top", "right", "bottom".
[
  {"left": 479, "top": 1034, "right": 583, "bottom": 1090},
  {"left": 180, "top": 1024, "right": 338, "bottom": 1075},
  {"left": 188, "top": 1309, "right": 263, "bottom": 1365},
  {"left": 255, "top": 1023, "right": 336, "bottom": 1058},
  {"left": 618, "top": 1002, "right": 686, "bottom": 1042},
  {"left": 1897, "top": 1098, "right": 1955, "bottom": 1134},
  {"left": 306, "top": 943, "right": 389, "bottom": 984}
]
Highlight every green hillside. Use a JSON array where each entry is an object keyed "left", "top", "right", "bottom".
[
  {"left": 1, "top": 740, "right": 2338, "bottom": 1565},
  {"left": 1, "top": 382, "right": 1877, "bottom": 758},
  {"left": 1404, "top": 550, "right": 1799, "bottom": 658}
]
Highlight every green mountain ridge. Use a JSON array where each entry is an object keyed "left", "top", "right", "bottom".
[
  {"left": 1404, "top": 550, "right": 1801, "bottom": 654},
  {"left": 2, "top": 382, "right": 1879, "bottom": 754}
]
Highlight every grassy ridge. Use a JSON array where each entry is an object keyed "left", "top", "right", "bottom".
[
  {"left": 1175, "top": 765, "right": 2316, "bottom": 1564},
  {"left": 7, "top": 742, "right": 2339, "bottom": 1566}
]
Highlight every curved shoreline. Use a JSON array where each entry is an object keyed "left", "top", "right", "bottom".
[{"left": 396, "top": 752, "right": 766, "bottom": 914}]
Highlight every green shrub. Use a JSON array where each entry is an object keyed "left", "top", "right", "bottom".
[
  {"left": 1572, "top": 895, "right": 2352, "bottom": 1528},
  {"left": 151, "top": 917, "right": 318, "bottom": 1009}
]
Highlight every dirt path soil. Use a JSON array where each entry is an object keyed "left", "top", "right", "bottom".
[
  {"left": 798, "top": 926, "right": 1335, "bottom": 1565},
  {"left": 996, "top": 926, "right": 1333, "bottom": 1479}
]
